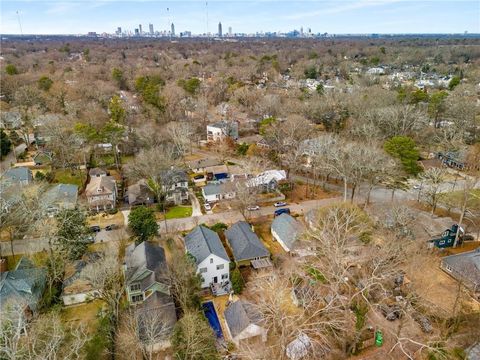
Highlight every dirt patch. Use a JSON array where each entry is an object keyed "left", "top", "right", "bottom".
[
  {"left": 250, "top": 219, "right": 286, "bottom": 256},
  {"left": 285, "top": 184, "right": 339, "bottom": 203},
  {"left": 87, "top": 212, "right": 124, "bottom": 227}
]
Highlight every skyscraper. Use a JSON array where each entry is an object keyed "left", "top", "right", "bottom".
[
  {"left": 218, "top": 22, "right": 222, "bottom": 37},
  {"left": 134, "top": 28, "right": 139, "bottom": 36},
  {"left": 139, "top": 24, "right": 142, "bottom": 35},
  {"left": 149, "top": 23, "right": 154, "bottom": 35},
  {"left": 116, "top": 27, "right": 122, "bottom": 35},
  {"left": 171, "top": 23, "right": 175, "bottom": 36},
  {"left": 228, "top": 26, "right": 232, "bottom": 36}
]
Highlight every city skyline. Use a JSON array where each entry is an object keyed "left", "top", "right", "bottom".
[{"left": 1, "top": 0, "right": 479, "bottom": 35}]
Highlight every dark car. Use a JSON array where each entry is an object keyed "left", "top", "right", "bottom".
[
  {"left": 274, "top": 208, "right": 290, "bottom": 217},
  {"left": 105, "top": 224, "right": 118, "bottom": 231},
  {"left": 89, "top": 225, "right": 101, "bottom": 233}
]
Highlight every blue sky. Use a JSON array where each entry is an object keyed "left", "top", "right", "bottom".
[{"left": 1, "top": 0, "right": 479, "bottom": 35}]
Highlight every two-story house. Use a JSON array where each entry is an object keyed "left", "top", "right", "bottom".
[
  {"left": 184, "top": 225, "right": 231, "bottom": 295},
  {"left": 206, "top": 120, "right": 239, "bottom": 142},
  {"left": 124, "top": 241, "right": 177, "bottom": 350},
  {"left": 85, "top": 175, "right": 117, "bottom": 211},
  {"left": 160, "top": 168, "right": 189, "bottom": 205}
]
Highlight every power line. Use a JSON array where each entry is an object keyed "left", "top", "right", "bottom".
[{"left": 16, "top": 10, "right": 23, "bottom": 35}]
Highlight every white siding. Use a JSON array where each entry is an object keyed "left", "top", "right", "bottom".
[
  {"left": 197, "top": 254, "right": 230, "bottom": 288},
  {"left": 271, "top": 229, "right": 291, "bottom": 252}
]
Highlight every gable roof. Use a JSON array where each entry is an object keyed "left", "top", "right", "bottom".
[
  {"left": 271, "top": 214, "right": 304, "bottom": 250},
  {"left": 224, "top": 300, "right": 263, "bottom": 338},
  {"left": 86, "top": 176, "right": 116, "bottom": 197},
  {"left": 184, "top": 226, "right": 229, "bottom": 265},
  {"left": 442, "top": 249, "right": 480, "bottom": 287},
  {"left": 127, "top": 179, "right": 154, "bottom": 205},
  {"left": 88, "top": 168, "right": 107, "bottom": 177},
  {"left": 125, "top": 242, "right": 168, "bottom": 284},
  {"left": 42, "top": 184, "right": 78, "bottom": 209},
  {"left": 187, "top": 158, "right": 223, "bottom": 170},
  {"left": 246, "top": 170, "right": 287, "bottom": 187},
  {"left": 225, "top": 221, "right": 269, "bottom": 262},
  {"left": 159, "top": 168, "right": 188, "bottom": 185},
  {"left": 0, "top": 257, "right": 47, "bottom": 314},
  {"left": 2, "top": 167, "right": 33, "bottom": 184}
]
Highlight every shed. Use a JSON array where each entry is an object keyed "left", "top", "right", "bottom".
[{"left": 224, "top": 300, "right": 267, "bottom": 346}]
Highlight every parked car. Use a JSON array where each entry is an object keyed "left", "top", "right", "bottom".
[
  {"left": 413, "top": 184, "right": 422, "bottom": 190},
  {"left": 204, "top": 202, "right": 212, "bottom": 211},
  {"left": 274, "top": 208, "right": 290, "bottom": 217},
  {"left": 84, "top": 235, "right": 95, "bottom": 243},
  {"left": 247, "top": 205, "right": 260, "bottom": 211},
  {"left": 194, "top": 174, "right": 205, "bottom": 180},
  {"left": 89, "top": 225, "right": 101, "bottom": 233},
  {"left": 105, "top": 224, "right": 118, "bottom": 231},
  {"left": 274, "top": 201, "right": 287, "bottom": 207}
]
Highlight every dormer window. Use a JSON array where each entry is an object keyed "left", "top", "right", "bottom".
[
  {"left": 130, "top": 283, "right": 141, "bottom": 292},
  {"left": 210, "top": 258, "right": 213, "bottom": 264}
]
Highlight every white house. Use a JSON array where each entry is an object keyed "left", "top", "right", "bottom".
[
  {"left": 246, "top": 169, "right": 287, "bottom": 189},
  {"left": 202, "top": 181, "right": 236, "bottom": 203},
  {"left": 207, "top": 120, "right": 239, "bottom": 142},
  {"left": 184, "top": 226, "right": 230, "bottom": 293}
]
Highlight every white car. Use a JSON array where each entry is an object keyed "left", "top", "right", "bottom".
[
  {"left": 274, "top": 202, "right": 287, "bottom": 207},
  {"left": 247, "top": 205, "right": 260, "bottom": 211},
  {"left": 413, "top": 184, "right": 422, "bottom": 190},
  {"left": 204, "top": 202, "right": 212, "bottom": 211}
]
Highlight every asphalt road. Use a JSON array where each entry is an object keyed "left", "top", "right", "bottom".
[{"left": 0, "top": 143, "right": 27, "bottom": 173}]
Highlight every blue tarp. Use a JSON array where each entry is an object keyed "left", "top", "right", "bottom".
[{"left": 202, "top": 301, "right": 223, "bottom": 338}]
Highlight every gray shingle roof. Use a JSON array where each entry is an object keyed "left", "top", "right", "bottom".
[
  {"left": 0, "top": 257, "right": 47, "bottom": 314},
  {"left": 203, "top": 182, "right": 222, "bottom": 196},
  {"left": 125, "top": 242, "right": 168, "bottom": 284},
  {"left": 225, "top": 221, "right": 269, "bottom": 262},
  {"left": 224, "top": 300, "right": 263, "bottom": 338},
  {"left": 442, "top": 248, "right": 480, "bottom": 287},
  {"left": 185, "top": 226, "right": 229, "bottom": 264},
  {"left": 42, "top": 184, "right": 78, "bottom": 209},
  {"left": 159, "top": 168, "right": 188, "bottom": 185},
  {"left": 271, "top": 214, "right": 304, "bottom": 251},
  {"left": 2, "top": 167, "right": 33, "bottom": 184}
]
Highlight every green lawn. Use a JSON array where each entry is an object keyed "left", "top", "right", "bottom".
[
  {"left": 165, "top": 206, "right": 192, "bottom": 219},
  {"left": 54, "top": 169, "right": 86, "bottom": 187}
]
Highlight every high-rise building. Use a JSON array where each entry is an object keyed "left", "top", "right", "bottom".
[
  {"left": 149, "top": 23, "right": 154, "bottom": 35},
  {"left": 171, "top": 23, "right": 175, "bottom": 36},
  {"left": 139, "top": 24, "right": 143, "bottom": 34},
  {"left": 218, "top": 22, "right": 222, "bottom": 37},
  {"left": 228, "top": 26, "right": 232, "bottom": 36},
  {"left": 134, "top": 28, "right": 139, "bottom": 36},
  {"left": 117, "top": 27, "right": 122, "bottom": 35}
]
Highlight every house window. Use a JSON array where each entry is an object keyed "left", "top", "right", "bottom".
[
  {"left": 210, "top": 258, "right": 214, "bottom": 264},
  {"left": 131, "top": 294, "right": 143, "bottom": 303},
  {"left": 130, "top": 283, "right": 141, "bottom": 292},
  {"left": 216, "top": 264, "right": 224, "bottom": 270},
  {"left": 445, "top": 265, "right": 452, "bottom": 272},
  {"left": 221, "top": 273, "right": 228, "bottom": 280},
  {"left": 199, "top": 267, "right": 207, "bottom": 273}
]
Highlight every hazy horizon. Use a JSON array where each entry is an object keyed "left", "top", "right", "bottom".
[{"left": 1, "top": 0, "right": 479, "bottom": 36}]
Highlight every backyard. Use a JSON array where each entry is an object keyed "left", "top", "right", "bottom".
[
  {"left": 53, "top": 169, "right": 87, "bottom": 188},
  {"left": 156, "top": 205, "right": 193, "bottom": 220}
]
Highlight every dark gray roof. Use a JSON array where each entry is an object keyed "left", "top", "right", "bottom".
[
  {"left": 160, "top": 168, "right": 188, "bottom": 185},
  {"left": 185, "top": 226, "right": 229, "bottom": 264},
  {"left": 442, "top": 249, "right": 480, "bottom": 287},
  {"left": 127, "top": 179, "right": 154, "bottom": 205},
  {"left": 271, "top": 214, "right": 304, "bottom": 250},
  {"left": 125, "top": 242, "right": 168, "bottom": 284},
  {"left": 203, "top": 182, "right": 222, "bottom": 196},
  {"left": 2, "top": 167, "right": 33, "bottom": 184},
  {"left": 89, "top": 168, "right": 107, "bottom": 177},
  {"left": 0, "top": 257, "right": 47, "bottom": 314},
  {"left": 224, "top": 300, "right": 263, "bottom": 338},
  {"left": 136, "top": 292, "right": 177, "bottom": 339},
  {"left": 225, "top": 221, "right": 270, "bottom": 262}
]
